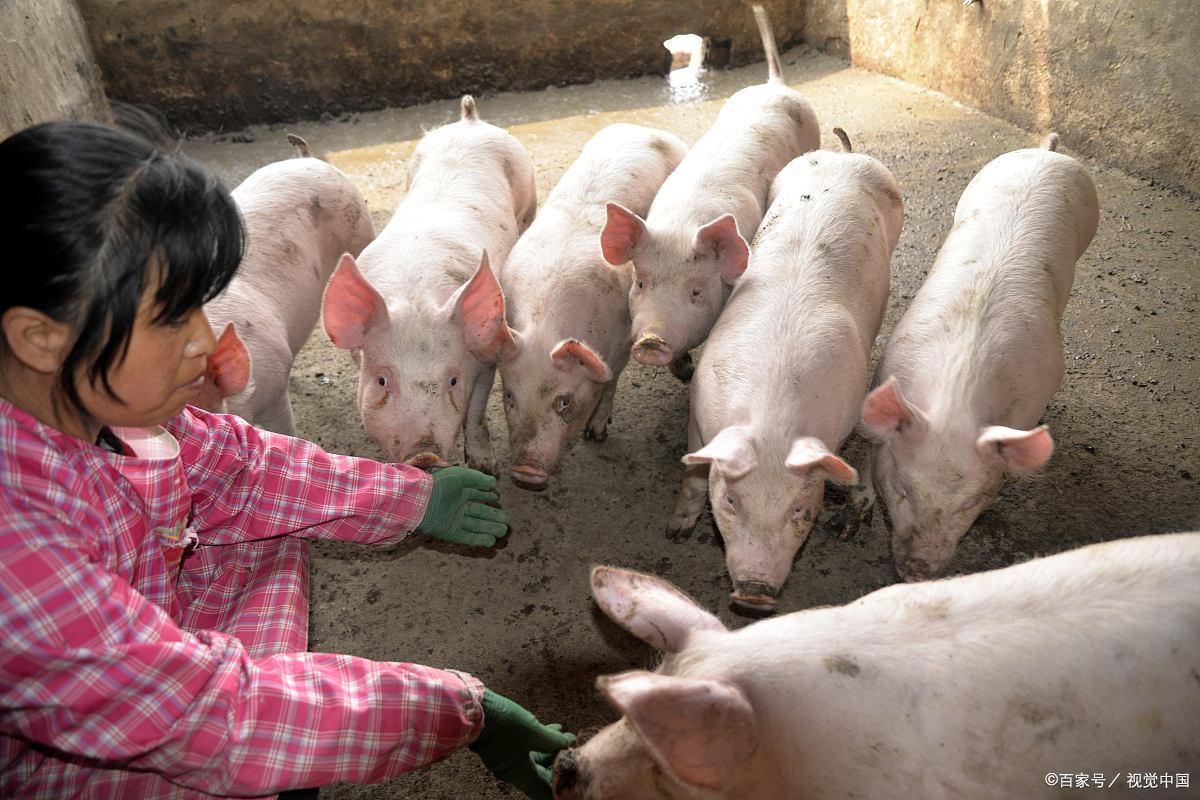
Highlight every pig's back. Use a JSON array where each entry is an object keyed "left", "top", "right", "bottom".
[
  {"left": 224, "top": 158, "right": 374, "bottom": 352},
  {"left": 879, "top": 148, "right": 1098, "bottom": 421},
  {"left": 688, "top": 532, "right": 1200, "bottom": 798},
  {"left": 543, "top": 123, "right": 686, "bottom": 218},
  {"left": 694, "top": 153, "right": 900, "bottom": 436},
  {"left": 364, "top": 120, "right": 534, "bottom": 306},
  {"left": 647, "top": 83, "right": 819, "bottom": 238},
  {"left": 501, "top": 125, "right": 683, "bottom": 347}
]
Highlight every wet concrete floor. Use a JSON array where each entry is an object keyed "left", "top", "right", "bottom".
[{"left": 183, "top": 44, "right": 1200, "bottom": 800}]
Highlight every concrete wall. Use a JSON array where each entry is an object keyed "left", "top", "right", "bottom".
[
  {"left": 77, "top": 0, "right": 805, "bottom": 133},
  {"left": 0, "top": 0, "right": 109, "bottom": 140},
  {"left": 805, "top": 0, "right": 1200, "bottom": 195}
]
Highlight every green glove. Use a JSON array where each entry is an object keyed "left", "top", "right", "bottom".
[
  {"left": 470, "top": 688, "right": 576, "bottom": 800},
  {"left": 416, "top": 466, "right": 511, "bottom": 547}
]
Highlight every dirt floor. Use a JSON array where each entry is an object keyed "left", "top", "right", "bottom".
[{"left": 182, "top": 45, "right": 1200, "bottom": 799}]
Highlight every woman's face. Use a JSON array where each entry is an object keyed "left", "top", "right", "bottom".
[{"left": 77, "top": 292, "right": 216, "bottom": 430}]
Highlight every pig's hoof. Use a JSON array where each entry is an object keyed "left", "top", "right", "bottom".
[
  {"left": 584, "top": 421, "right": 610, "bottom": 443},
  {"left": 466, "top": 454, "right": 497, "bottom": 477},
  {"left": 669, "top": 353, "right": 694, "bottom": 383},
  {"left": 665, "top": 522, "right": 695, "bottom": 542},
  {"left": 834, "top": 503, "right": 873, "bottom": 541}
]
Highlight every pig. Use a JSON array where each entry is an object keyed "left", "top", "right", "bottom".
[
  {"left": 850, "top": 134, "right": 1099, "bottom": 581},
  {"left": 198, "top": 134, "right": 375, "bottom": 435},
  {"left": 667, "top": 131, "right": 903, "bottom": 613},
  {"left": 599, "top": 4, "right": 820, "bottom": 381},
  {"left": 321, "top": 96, "right": 537, "bottom": 472},
  {"left": 554, "top": 532, "right": 1200, "bottom": 800},
  {"left": 190, "top": 323, "right": 251, "bottom": 412},
  {"left": 497, "top": 123, "right": 688, "bottom": 491}
]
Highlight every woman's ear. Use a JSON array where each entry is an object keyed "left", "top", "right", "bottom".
[{"left": 1, "top": 307, "right": 74, "bottom": 374}]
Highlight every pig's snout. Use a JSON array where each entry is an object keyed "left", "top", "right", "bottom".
[
  {"left": 511, "top": 464, "right": 549, "bottom": 492},
  {"left": 551, "top": 748, "right": 581, "bottom": 797},
  {"left": 897, "top": 556, "right": 936, "bottom": 583},
  {"left": 731, "top": 580, "right": 780, "bottom": 617},
  {"left": 405, "top": 452, "right": 451, "bottom": 471},
  {"left": 632, "top": 333, "right": 674, "bottom": 367}
]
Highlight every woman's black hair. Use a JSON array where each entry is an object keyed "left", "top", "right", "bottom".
[{"left": 0, "top": 114, "right": 244, "bottom": 417}]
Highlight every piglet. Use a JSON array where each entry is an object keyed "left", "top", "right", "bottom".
[
  {"left": 199, "top": 135, "right": 375, "bottom": 434},
  {"left": 852, "top": 134, "right": 1099, "bottom": 581},
  {"left": 554, "top": 532, "right": 1200, "bottom": 800},
  {"left": 322, "top": 96, "right": 536, "bottom": 472},
  {"left": 669, "top": 132, "right": 903, "bottom": 613},
  {"left": 599, "top": 4, "right": 820, "bottom": 381},
  {"left": 498, "top": 123, "right": 688, "bottom": 490}
]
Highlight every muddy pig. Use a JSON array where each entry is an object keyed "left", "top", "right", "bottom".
[
  {"left": 599, "top": 4, "right": 820, "bottom": 381},
  {"left": 554, "top": 532, "right": 1200, "bottom": 799},
  {"left": 498, "top": 123, "right": 687, "bottom": 490},
  {"left": 851, "top": 134, "right": 1099, "bottom": 581},
  {"left": 668, "top": 132, "right": 903, "bottom": 613},
  {"left": 322, "top": 96, "right": 537, "bottom": 472},
  {"left": 198, "top": 135, "right": 375, "bottom": 434}
]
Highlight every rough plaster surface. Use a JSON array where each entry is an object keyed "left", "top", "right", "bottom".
[
  {"left": 0, "top": 0, "right": 108, "bottom": 140},
  {"left": 181, "top": 46, "right": 1199, "bottom": 799},
  {"left": 805, "top": 0, "right": 1200, "bottom": 195},
  {"left": 78, "top": 0, "right": 803, "bottom": 133}
]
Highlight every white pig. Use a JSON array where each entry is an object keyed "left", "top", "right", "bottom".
[
  {"left": 199, "top": 135, "right": 375, "bottom": 434},
  {"left": 668, "top": 136, "right": 903, "bottom": 613},
  {"left": 322, "top": 96, "right": 537, "bottom": 471},
  {"left": 852, "top": 134, "right": 1099, "bottom": 581},
  {"left": 554, "top": 532, "right": 1200, "bottom": 800},
  {"left": 498, "top": 123, "right": 688, "bottom": 491},
  {"left": 599, "top": 4, "right": 820, "bottom": 381}
]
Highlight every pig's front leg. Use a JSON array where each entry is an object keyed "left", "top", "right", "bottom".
[
  {"left": 464, "top": 365, "right": 497, "bottom": 475},
  {"left": 584, "top": 377, "right": 619, "bottom": 442},
  {"left": 837, "top": 447, "right": 876, "bottom": 540},
  {"left": 667, "top": 415, "right": 708, "bottom": 542},
  {"left": 256, "top": 390, "right": 298, "bottom": 437},
  {"left": 669, "top": 351, "right": 694, "bottom": 383}
]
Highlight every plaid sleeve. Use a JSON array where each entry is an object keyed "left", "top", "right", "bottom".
[
  {"left": 0, "top": 518, "right": 485, "bottom": 796},
  {"left": 166, "top": 406, "right": 433, "bottom": 546}
]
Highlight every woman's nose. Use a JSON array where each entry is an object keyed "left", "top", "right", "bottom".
[{"left": 184, "top": 310, "right": 218, "bottom": 359}]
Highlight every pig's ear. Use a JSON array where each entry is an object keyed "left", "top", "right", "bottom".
[
  {"left": 862, "top": 376, "right": 926, "bottom": 441},
  {"left": 600, "top": 671, "right": 757, "bottom": 792},
  {"left": 694, "top": 214, "right": 750, "bottom": 283},
  {"left": 600, "top": 202, "right": 647, "bottom": 266},
  {"left": 207, "top": 323, "right": 252, "bottom": 397},
  {"left": 450, "top": 251, "right": 513, "bottom": 362},
  {"left": 977, "top": 424, "right": 1054, "bottom": 473},
  {"left": 591, "top": 567, "right": 725, "bottom": 653},
  {"left": 682, "top": 426, "right": 757, "bottom": 480},
  {"left": 550, "top": 338, "right": 612, "bottom": 383},
  {"left": 785, "top": 436, "right": 858, "bottom": 486},
  {"left": 323, "top": 253, "right": 387, "bottom": 350}
]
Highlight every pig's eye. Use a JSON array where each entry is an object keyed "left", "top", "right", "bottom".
[
  {"left": 636, "top": 280, "right": 644, "bottom": 289},
  {"left": 957, "top": 495, "right": 980, "bottom": 513},
  {"left": 692, "top": 288, "right": 701, "bottom": 297},
  {"left": 725, "top": 495, "right": 736, "bottom": 511},
  {"left": 377, "top": 376, "right": 387, "bottom": 388},
  {"left": 504, "top": 391, "right": 514, "bottom": 408},
  {"left": 554, "top": 395, "right": 572, "bottom": 414},
  {"left": 449, "top": 377, "right": 458, "bottom": 387}
]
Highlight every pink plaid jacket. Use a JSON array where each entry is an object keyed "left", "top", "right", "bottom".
[{"left": 0, "top": 400, "right": 485, "bottom": 798}]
